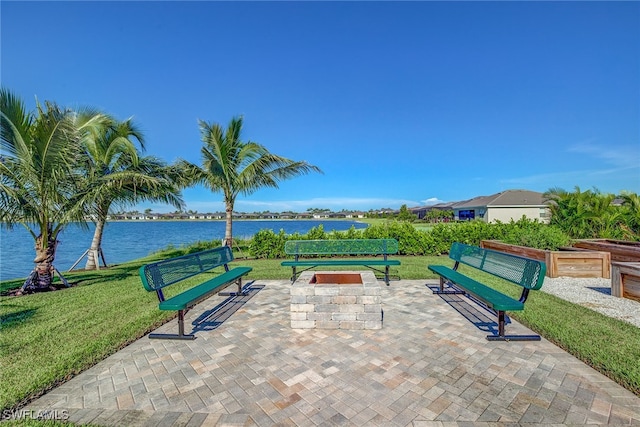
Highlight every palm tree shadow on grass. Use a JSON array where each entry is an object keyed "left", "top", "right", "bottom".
[
  {"left": 425, "top": 284, "right": 508, "bottom": 337},
  {"left": 2, "top": 262, "right": 145, "bottom": 295},
  {"left": 190, "top": 282, "right": 264, "bottom": 334},
  {"left": 0, "top": 307, "right": 37, "bottom": 330},
  {"left": 69, "top": 263, "right": 144, "bottom": 283},
  {"left": 1, "top": 246, "right": 223, "bottom": 295}
]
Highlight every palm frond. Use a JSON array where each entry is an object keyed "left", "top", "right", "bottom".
[
  {"left": 193, "top": 115, "right": 322, "bottom": 243},
  {"left": 0, "top": 88, "right": 33, "bottom": 158}
]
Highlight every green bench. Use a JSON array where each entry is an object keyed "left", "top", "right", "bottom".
[
  {"left": 139, "top": 246, "right": 252, "bottom": 340},
  {"left": 281, "top": 239, "right": 401, "bottom": 285},
  {"left": 428, "top": 242, "right": 546, "bottom": 341}
]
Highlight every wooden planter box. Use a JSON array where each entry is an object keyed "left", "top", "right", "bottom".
[
  {"left": 611, "top": 262, "right": 640, "bottom": 301},
  {"left": 480, "top": 240, "right": 611, "bottom": 278},
  {"left": 572, "top": 239, "right": 640, "bottom": 263}
]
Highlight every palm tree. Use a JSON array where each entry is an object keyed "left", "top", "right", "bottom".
[
  {"left": 77, "top": 116, "right": 185, "bottom": 270},
  {"left": 0, "top": 89, "right": 104, "bottom": 290},
  {"left": 582, "top": 190, "right": 623, "bottom": 239},
  {"left": 619, "top": 191, "right": 640, "bottom": 240},
  {"left": 179, "top": 116, "right": 322, "bottom": 246},
  {"left": 544, "top": 187, "right": 592, "bottom": 238},
  {"left": 545, "top": 186, "right": 628, "bottom": 239}
]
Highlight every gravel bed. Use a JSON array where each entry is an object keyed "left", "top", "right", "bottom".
[{"left": 541, "top": 276, "right": 640, "bottom": 328}]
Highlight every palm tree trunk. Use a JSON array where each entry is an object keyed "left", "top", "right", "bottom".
[
  {"left": 85, "top": 219, "right": 106, "bottom": 270},
  {"left": 23, "top": 234, "right": 58, "bottom": 292},
  {"left": 224, "top": 203, "right": 234, "bottom": 247}
]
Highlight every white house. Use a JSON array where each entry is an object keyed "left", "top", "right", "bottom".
[{"left": 452, "top": 190, "right": 549, "bottom": 223}]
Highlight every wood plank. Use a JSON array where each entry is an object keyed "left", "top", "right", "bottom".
[
  {"left": 480, "top": 240, "right": 545, "bottom": 262},
  {"left": 611, "top": 262, "right": 640, "bottom": 300},
  {"left": 573, "top": 239, "right": 640, "bottom": 262},
  {"left": 482, "top": 240, "right": 610, "bottom": 278},
  {"left": 623, "top": 275, "right": 640, "bottom": 301},
  {"left": 550, "top": 251, "right": 611, "bottom": 278}
]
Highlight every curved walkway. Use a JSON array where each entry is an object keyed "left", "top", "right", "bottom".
[{"left": 25, "top": 279, "right": 640, "bottom": 426}]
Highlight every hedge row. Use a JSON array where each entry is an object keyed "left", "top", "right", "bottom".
[{"left": 247, "top": 218, "right": 571, "bottom": 259}]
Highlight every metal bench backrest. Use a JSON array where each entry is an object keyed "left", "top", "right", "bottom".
[
  {"left": 140, "top": 246, "right": 234, "bottom": 292},
  {"left": 449, "top": 242, "right": 546, "bottom": 290},
  {"left": 284, "top": 239, "right": 399, "bottom": 256}
]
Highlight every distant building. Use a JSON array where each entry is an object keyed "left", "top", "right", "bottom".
[
  {"left": 409, "top": 190, "right": 549, "bottom": 223},
  {"left": 452, "top": 190, "right": 549, "bottom": 223},
  {"left": 410, "top": 202, "right": 456, "bottom": 220}
]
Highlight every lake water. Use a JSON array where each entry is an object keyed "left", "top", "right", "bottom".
[{"left": 0, "top": 220, "right": 367, "bottom": 281}]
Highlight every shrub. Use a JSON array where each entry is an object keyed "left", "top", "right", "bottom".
[
  {"left": 500, "top": 219, "right": 571, "bottom": 250},
  {"left": 306, "top": 225, "right": 328, "bottom": 240},
  {"left": 429, "top": 220, "right": 502, "bottom": 249},
  {"left": 246, "top": 218, "right": 572, "bottom": 258},
  {"left": 249, "top": 229, "right": 287, "bottom": 258},
  {"left": 327, "top": 225, "right": 362, "bottom": 240}
]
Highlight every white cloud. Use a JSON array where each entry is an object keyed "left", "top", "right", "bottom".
[
  {"left": 421, "top": 197, "right": 445, "bottom": 205},
  {"left": 500, "top": 170, "right": 585, "bottom": 186},
  {"left": 500, "top": 141, "right": 640, "bottom": 190},
  {"left": 568, "top": 142, "right": 640, "bottom": 169}
]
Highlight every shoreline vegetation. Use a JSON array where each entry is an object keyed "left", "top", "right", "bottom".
[{"left": 1, "top": 243, "right": 639, "bottom": 414}]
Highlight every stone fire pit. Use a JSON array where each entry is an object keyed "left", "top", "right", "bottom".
[{"left": 290, "top": 271, "right": 382, "bottom": 329}]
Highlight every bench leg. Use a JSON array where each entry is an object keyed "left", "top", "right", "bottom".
[
  {"left": 234, "top": 277, "right": 248, "bottom": 296},
  {"left": 497, "top": 310, "right": 506, "bottom": 336},
  {"left": 433, "top": 277, "right": 465, "bottom": 294},
  {"left": 291, "top": 267, "right": 298, "bottom": 283},
  {"left": 149, "top": 310, "right": 196, "bottom": 340},
  {"left": 218, "top": 278, "right": 249, "bottom": 296},
  {"left": 486, "top": 310, "right": 541, "bottom": 342},
  {"left": 384, "top": 266, "right": 390, "bottom": 286}
]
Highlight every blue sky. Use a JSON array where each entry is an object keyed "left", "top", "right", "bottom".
[{"left": 2, "top": 1, "right": 639, "bottom": 213}]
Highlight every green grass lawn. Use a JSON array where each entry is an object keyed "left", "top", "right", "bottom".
[{"left": 1, "top": 251, "right": 639, "bottom": 414}]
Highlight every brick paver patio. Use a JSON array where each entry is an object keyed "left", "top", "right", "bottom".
[{"left": 25, "top": 279, "right": 640, "bottom": 426}]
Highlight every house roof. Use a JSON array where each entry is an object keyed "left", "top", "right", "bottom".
[
  {"left": 431, "top": 202, "right": 460, "bottom": 209},
  {"left": 453, "top": 190, "right": 546, "bottom": 209}
]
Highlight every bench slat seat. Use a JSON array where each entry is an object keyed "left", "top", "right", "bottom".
[
  {"left": 159, "top": 267, "right": 252, "bottom": 311},
  {"left": 140, "top": 246, "right": 251, "bottom": 340},
  {"left": 427, "top": 265, "right": 523, "bottom": 312},
  {"left": 428, "top": 242, "right": 545, "bottom": 341},
  {"left": 282, "top": 239, "right": 400, "bottom": 285}
]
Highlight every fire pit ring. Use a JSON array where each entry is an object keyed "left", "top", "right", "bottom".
[{"left": 290, "top": 271, "right": 382, "bottom": 330}]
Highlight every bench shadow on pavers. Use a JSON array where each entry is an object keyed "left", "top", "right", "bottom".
[
  {"left": 426, "top": 283, "right": 510, "bottom": 337},
  {"left": 191, "top": 282, "right": 264, "bottom": 333}
]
